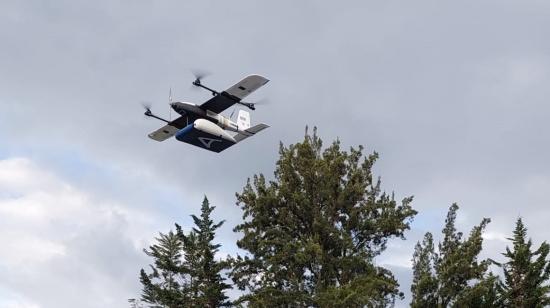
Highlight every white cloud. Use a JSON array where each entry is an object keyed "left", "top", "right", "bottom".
[
  {"left": 0, "top": 157, "right": 154, "bottom": 308},
  {"left": 0, "top": 158, "right": 62, "bottom": 193},
  {"left": 1, "top": 1, "right": 550, "bottom": 307},
  {"left": 482, "top": 231, "right": 508, "bottom": 243}
]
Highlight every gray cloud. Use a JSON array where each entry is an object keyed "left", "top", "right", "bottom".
[{"left": 2, "top": 0, "right": 550, "bottom": 306}]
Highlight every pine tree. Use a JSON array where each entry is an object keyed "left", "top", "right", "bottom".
[
  {"left": 437, "top": 204, "right": 492, "bottom": 306},
  {"left": 140, "top": 197, "right": 230, "bottom": 308},
  {"left": 411, "top": 232, "right": 438, "bottom": 308},
  {"left": 140, "top": 230, "right": 187, "bottom": 308},
  {"left": 176, "top": 224, "right": 200, "bottom": 303},
  {"left": 498, "top": 218, "right": 550, "bottom": 307},
  {"left": 188, "top": 197, "right": 231, "bottom": 307},
  {"left": 231, "top": 128, "right": 417, "bottom": 307},
  {"left": 410, "top": 204, "right": 497, "bottom": 307}
]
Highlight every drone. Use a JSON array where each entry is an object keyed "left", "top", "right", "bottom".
[{"left": 144, "top": 74, "right": 269, "bottom": 153}]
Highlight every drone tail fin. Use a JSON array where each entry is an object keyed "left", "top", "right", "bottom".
[{"left": 237, "top": 110, "right": 251, "bottom": 130}]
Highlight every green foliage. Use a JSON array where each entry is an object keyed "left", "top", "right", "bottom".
[
  {"left": 140, "top": 230, "right": 187, "bottom": 307},
  {"left": 315, "top": 267, "right": 401, "bottom": 307},
  {"left": 437, "top": 204, "right": 492, "bottom": 306},
  {"left": 139, "top": 197, "right": 230, "bottom": 308},
  {"left": 411, "top": 232, "right": 438, "bottom": 308},
  {"left": 498, "top": 218, "right": 550, "bottom": 307},
  {"left": 410, "top": 204, "right": 496, "bottom": 307},
  {"left": 230, "top": 128, "right": 417, "bottom": 306},
  {"left": 187, "top": 197, "right": 231, "bottom": 307},
  {"left": 454, "top": 272, "right": 500, "bottom": 308}
]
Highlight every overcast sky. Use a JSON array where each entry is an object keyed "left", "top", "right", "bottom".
[{"left": 1, "top": 1, "right": 550, "bottom": 307}]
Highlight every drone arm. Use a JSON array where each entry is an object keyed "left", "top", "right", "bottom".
[
  {"left": 144, "top": 110, "right": 170, "bottom": 123},
  {"left": 192, "top": 80, "right": 219, "bottom": 96},
  {"left": 237, "top": 101, "right": 255, "bottom": 110}
]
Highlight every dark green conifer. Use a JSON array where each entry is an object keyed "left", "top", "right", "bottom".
[
  {"left": 140, "top": 230, "right": 186, "bottom": 307},
  {"left": 437, "top": 204, "right": 492, "bottom": 306},
  {"left": 140, "top": 197, "right": 229, "bottom": 307},
  {"left": 411, "top": 232, "right": 438, "bottom": 308},
  {"left": 188, "top": 197, "right": 231, "bottom": 307},
  {"left": 231, "top": 128, "right": 417, "bottom": 307},
  {"left": 498, "top": 218, "right": 550, "bottom": 307},
  {"left": 410, "top": 204, "right": 497, "bottom": 307}
]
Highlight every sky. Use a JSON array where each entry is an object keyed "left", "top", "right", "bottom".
[{"left": 1, "top": 0, "right": 550, "bottom": 307}]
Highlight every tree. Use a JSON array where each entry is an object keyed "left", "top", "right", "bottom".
[
  {"left": 410, "top": 204, "right": 497, "bottom": 307},
  {"left": 410, "top": 232, "right": 438, "bottom": 308},
  {"left": 230, "top": 128, "right": 417, "bottom": 307},
  {"left": 437, "top": 203, "right": 493, "bottom": 306},
  {"left": 140, "top": 230, "right": 187, "bottom": 307},
  {"left": 186, "top": 197, "right": 231, "bottom": 307},
  {"left": 498, "top": 218, "right": 550, "bottom": 307},
  {"left": 139, "top": 197, "right": 230, "bottom": 307}
]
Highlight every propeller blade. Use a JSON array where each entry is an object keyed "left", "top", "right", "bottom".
[
  {"left": 191, "top": 68, "right": 211, "bottom": 81},
  {"left": 190, "top": 69, "right": 213, "bottom": 91},
  {"left": 141, "top": 101, "right": 152, "bottom": 111},
  {"left": 169, "top": 88, "right": 172, "bottom": 103},
  {"left": 253, "top": 98, "right": 270, "bottom": 105},
  {"left": 238, "top": 101, "right": 255, "bottom": 110}
]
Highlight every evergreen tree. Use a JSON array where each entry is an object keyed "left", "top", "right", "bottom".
[
  {"left": 188, "top": 197, "right": 231, "bottom": 307},
  {"left": 455, "top": 272, "right": 500, "bottom": 308},
  {"left": 140, "top": 197, "right": 230, "bottom": 308},
  {"left": 140, "top": 230, "right": 187, "bottom": 308},
  {"left": 410, "top": 204, "right": 497, "bottom": 307},
  {"left": 410, "top": 232, "right": 438, "bottom": 308},
  {"left": 437, "top": 204, "right": 492, "bottom": 306},
  {"left": 498, "top": 218, "right": 550, "bottom": 307},
  {"left": 230, "top": 128, "right": 417, "bottom": 307}
]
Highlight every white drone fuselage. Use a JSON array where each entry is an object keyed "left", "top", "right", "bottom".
[{"left": 170, "top": 102, "right": 250, "bottom": 134}]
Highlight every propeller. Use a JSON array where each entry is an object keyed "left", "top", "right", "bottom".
[
  {"left": 169, "top": 87, "right": 173, "bottom": 104},
  {"left": 168, "top": 88, "right": 172, "bottom": 120},
  {"left": 191, "top": 69, "right": 211, "bottom": 88},
  {"left": 141, "top": 101, "right": 153, "bottom": 116},
  {"left": 141, "top": 101, "right": 170, "bottom": 123}
]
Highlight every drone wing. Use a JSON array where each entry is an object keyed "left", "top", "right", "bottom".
[
  {"left": 148, "top": 124, "right": 179, "bottom": 141},
  {"left": 200, "top": 74, "right": 269, "bottom": 114},
  {"left": 148, "top": 115, "right": 195, "bottom": 142}
]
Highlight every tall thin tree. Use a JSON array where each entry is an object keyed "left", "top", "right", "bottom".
[
  {"left": 410, "top": 204, "right": 498, "bottom": 307},
  {"left": 140, "top": 230, "right": 187, "bottom": 307},
  {"left": 139, "top": 197, "right": 230, "bottom": 307},
  {"left": 498, "top": 218, "right": 550, "bottom": 307},
  {"left": 188, "top": 197, "right": 231, "bottom": 307},
  {"left": 411, "top": 232, "right": 438, "bottom": 308}
]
